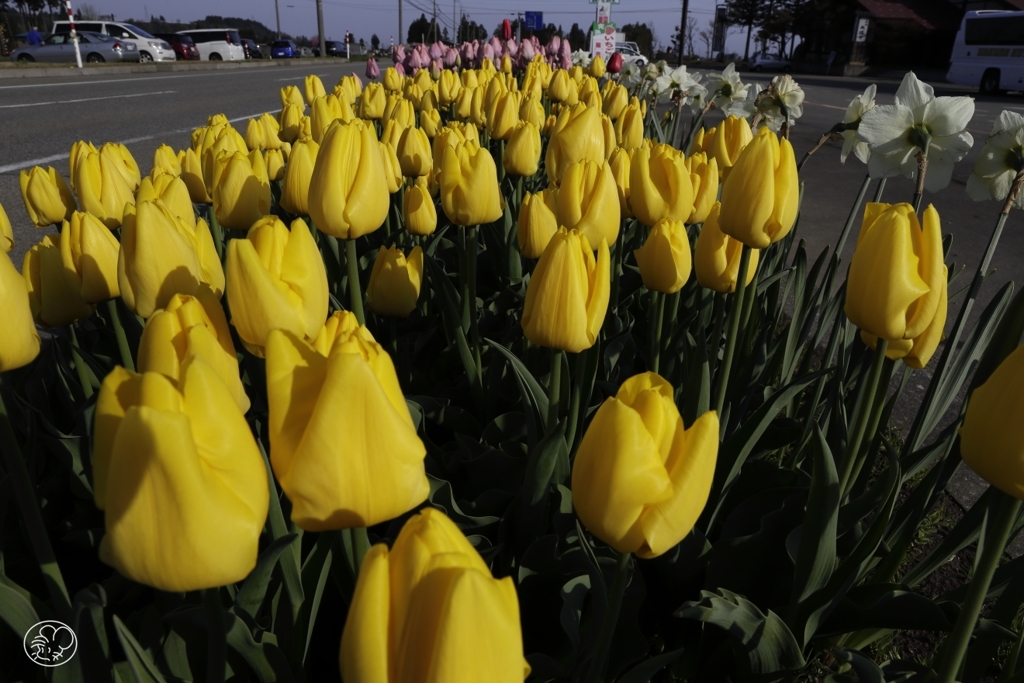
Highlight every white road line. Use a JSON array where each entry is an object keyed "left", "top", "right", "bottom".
[
  {"left": 805, "top": 101, "right": 846, "bottom": 111},
  {"left": 0, "top": 63, "right": 353, "bottom": 90},
  {"left": 0, "top": 111, "right": 269, "bottom": 174},
  {"left": 0, "top": 90, "right": 176, "bottom": 109}
]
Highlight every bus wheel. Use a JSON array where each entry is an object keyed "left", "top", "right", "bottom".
[{"left": 980, "top": 69, "right": 1002, "bottom": 95}]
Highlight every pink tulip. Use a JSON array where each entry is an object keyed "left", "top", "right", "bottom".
[
  {"left": 429, "top": 42, "right": 443, "bottom": 60},
  {"left": 430, "top": 59, "right": 442, "bottom": 79},
  {"left": 480, "top": 42, "right": 495, "bottom": 64},
  {"left": 506, "top": 37, "right": 518, "bottom": 58},
  {"left": 407, "top": 49, "right": 423, "bottom": 71},
  {"left": 392, "top": 44, "right": 405, "bottom": 64},
  {"left": 394, "top": 62, "right": 406, "bottom": 76},
  {"left": 519, "top": 40, "right": 535, "bottom": 61},
  {"left": 547, "top": 35, "right": 561, "bottom": 56},
  {"left": 444, "top": 46, "right": 458, "bottom": 68},
  {"left": 559, "top": 51, "right": 571, "bottom": 70},
  {"left": 366, "top": 58, "right": 380, "bottom": 79}
]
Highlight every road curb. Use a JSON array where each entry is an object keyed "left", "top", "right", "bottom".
[{"left": 0, "top": 60, "right": 282, "bottom": 80}]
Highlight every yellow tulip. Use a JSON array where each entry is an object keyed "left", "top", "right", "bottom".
[
  {"left": 360, "top": 82, "right": 387, "bottom": 119},
  {"left": 461, "top": 68, "right": 479, "bottom": 89},
  {"left": 545, "top": 103, "right": 606, "bottom": 184},
  {"left": 572, "top": 372, "right": 718, "bottom": 558},
  {"left": 23, "top": 234, "right": 94, "bottom": 327},
  {"left": 517, "top": 190, "right": 558, "bottom": 259},
  {"left": 548, "top": 69, "right": 575, "bottom": 103},
  {"left": 383, "top": 94, "right": 415, "bottom": 129},
  {"left": 438, "top": 69, "right": 463, "bottom": 106},
  {"left": 718, "top": 127, "right": 799, "bottom": 249},
  {"left": 608, "top": 147, "right": 633, "bottom": 219},
  {"left": 686, "top": 154, "right": 719, "bottom": 225},
  {"left": 304, "top": 74, "right": 327, "bottom": 106},
  {"left": 367, "top": 245, "right": 424, "bottom": 317},
  {"left": 589, "top": 54, "right": 606, "bottom": 78},
  {"left": 397, "top": 125, "right": 432, "bottom": 177},
  {"left": 265, "top": 148, "right": 286, "bottom": 182},
  {"left": 0, "top": 250, "right": 40, "bottom": 371},
  {"left": 137, "top": 290, "right": 248, "bottom": 413},
  {"left": 504, "top": 121, "right": 542, "bottom": 177},
  {"left": 20, "top": 166, "right": 76, "bottom": 227},
  {"left": 265, "top": 321, "right": 428, "bottom": 529},
  {"left": 403, "top": 81, "right": 424, "bottom": 110},
  {"left": 694, "top": 203, "right": 760, "bottom": 294},
  {"left": 99, "top": 142, "right": 141, "bottom": 192},
  {"left": 634, "top": 217, "right": 692, "bottom": 294},
  {"left": 69, "top": 140, "right": 97, "bottom": 193},
  {"left": 432, "top": 122, "right": 472, "bottom": 173},
  {"left": 59, "top": 211, "right": 121, "bottom": 303},
  {"left": 244, "top": 117, "right": 267, "bottom": 151},
  {"left": 420, "top": 91, "right": 438, "bottom": 116},
  {"left": 421, "top": 107, "right": 442, "bottom": 138},
  {"left": 338, "top": 73, "right": 363, "bottom": 101},
  {"left": 279, "top": 102, "right": 305, "bottom": 143},
  {"left": 960, "top": 345, "right": 1024, "bottom": 499},
  {"left": 380, "top": 118, "right": 406, "bottom": 151},
  {"left": 404, "top": 176, "right": 437, "bottom": 236},
  {"left": 603, "top": 83, "right": 629, "bottom": 120},
  {"left": 118, "top": 201, "right": 224, "bottom": 318},
  {"left": 440, "top": 140, "right": 503, "bottom": 226},
  {"left": 137, "top": 173, "right": 196, "bottom": 229},
  {"left": 379, "top": 141, "right": 404, "bottom": 194},
  {"left": 212, "top": 150, "right": 271, "bottom": 230},
  {"left": 74, "top": 150, "right": 136, "bottom": 229},
  {"left": 488, "top": 91, "right": 522, "bottom": 141},
  {"left": 630, "top": 144, "right": 695, "bottom": 228},
  {"left": 308, "top": 121, "right": 390, "bottom": 239},
  {"left": 178, "top": 148, "right": 211, "bottom": 203},
  {"left": 453, "top": 85, "right": 475, "bottom": 121},
  {"left": 0, "top": 202, "right": 12, "bottom": 253},
  {"left": 556, "top": 159, "right": 620, "bottom": 248},
  {"left": 383, "top": 66, "right": 404, "bottom": 91},
  {"left": 152, "top": 144, "right": 182, "bottom": 177},
  {"left": 469, "top": 86, "right": 486, "bottom": 127},
  {"left": 522, "top": 228, "right": 610, "bottom": 353},
  {"left": 93, "top": 361, "right": 268, "bottom": 592},
  {"left": 846, "top": 203, "right": 947, "bottom": 368},
  {"left": 340, "top": 508, "right": 529, "bottom": 683},
  {"left": 280, "top": 139, "right": 320, "bottom": 216},
  {"left": 615, "top": 102, "right": 645, "bottom": 151},
  {"left": 311, "top": 94, "right": 354, "bottom": 143},
  {"left": 707, "top": 115, "right": 753, "bottom": 179},
  {"left": 519, "top": 93, "right": 545, "bottom": 130},
  {"left": 689, "top": 126, "right": 707, "bottom": 156},
  {"left": 280, "top": 84, "right": 304, "bottom": 109}
]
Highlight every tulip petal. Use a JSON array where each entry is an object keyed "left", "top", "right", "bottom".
[
  {"left": 340, "top": 543, "right": 391, "bottom": 683},
  {"left": 265, "top": 329, "right": 328, "bottom": 482}
]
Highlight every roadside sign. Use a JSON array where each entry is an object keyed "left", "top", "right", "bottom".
[
  {"left": 712, "top": 5, "right": 727, "bottom": 53},
  {"left": 855, "top": 17, "right": 869, "bottom": 42},
  {"left": 524, "top": 11, "right": 543, "bottom": 30},
  {"left": 596, "top": 1, "right": 611, "bottom": 23},
  {"left": 589, "top": 0, "right": 619, "bottom": 5}
]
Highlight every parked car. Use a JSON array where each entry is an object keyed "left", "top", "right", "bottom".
[
  {"left": 155, "top": 33, "right": 200, "bottom": 61},
  {"left": 177, "top": 28, "right": 245, "bottom": 61},
  {"left": 242, "top": 38, "right": 263, "bottom": 59},
  {"left": 749, "top": 52, "right": 791, "bottom": 71},
  {"left": 10, "top": 31, "right": 140, "bottom": 63},
  {"left": 313, "top": 40, "right": 345, "bottom": 57},
  {"left": 51, "top": 20, "right": 173, "bottom": 61},
  {"left": 613, "top": 41, "right": 648, "bottom": 67},
  {"left": 270, "top": 39, "right": 300, "bottom": 58}
]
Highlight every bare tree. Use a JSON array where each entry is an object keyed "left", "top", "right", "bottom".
[
  {"left": 77, "top": 2, "right": 99, "bottom": 19},
  {"left": 699, "top": 20, "right": 713, "bottom": 59},
  {"left": 685, "top": 16, "right": 697, "bottom": 59}
]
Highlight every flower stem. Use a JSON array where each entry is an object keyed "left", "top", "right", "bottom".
[
  {"left": 208, "top": 207, "right": 224, "bottom": 261},
  {"left": 68, "top": 324, "right": 94, "bottom": 399},
  {"left": 106, "top": 299, "right": 135, "bottom": 372},
  {"left": 345, "top": 238, "right": 365, "bottom": 325},
  {"left": 610, "top": 220, "right": 626, "bottom": 317},
  {"left": 797, "top": 131, "right": 831, "bottom": 172},
  {"left": 912, "top": 143, "right": 930, "bottom": 213},
  {"left": 873, "top": 176, "right": 887, "bottom": 203},
  {"left": 708, "top": 291, "right": 726, "bottom": 381},
  {"left": 714, "top": 245, "right": 752, "bottom": 419},
  {"left": 934, "top": 491, "right": 1023, "bottom": 683},
  {"left": 838, "top": 338, "right": 888, "bottom": 497},
  {"left": 467, "top": 225, "right": 482, "bottom": 377},
  {"left": 585, "top": 551, "right": 632, "bottom": 683},
  {"left": 649, "top": 290, "right": 666, "bottom": 375},
  {"left": 353, "top": 526, "right": 371, "bottom": 573},
  {"left": 0, "top": 378, "right": 72, "bottom": 617},
  {"left": 547, "top": 348, "right": 562, "bottom": 432},
  {"left": 204, "top": 588, "right": 227, "bottom": 683},
  {"left": 835, "top": 173, "right": 872, "bottom": 258}
]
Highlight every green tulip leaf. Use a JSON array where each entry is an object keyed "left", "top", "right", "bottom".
[
  {"left": 829, "top": 648, "right": 885, "bottom": 683},
  {"left": 790, "top": 426, "right": 840, "bottom": 611},
  {"left": 0, "top": 577, "right": 41, "bottom": 643},
  {"left": 113, "top": 615, "right": 168, "bottom": 683},
  {"left": 234, "top": 533, "right": 299, "bottom": 620},
  {"left": 614, "top": 647, "right": 686, "bottom": 683}
]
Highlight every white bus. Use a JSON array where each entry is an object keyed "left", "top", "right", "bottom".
[{"left": 947, "top": 10, "right": 1024, "bottom": 94}]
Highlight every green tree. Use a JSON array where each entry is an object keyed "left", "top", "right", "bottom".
[
  {"left": 407, "top": 13, "right": 431, "bottom": 44},
  {"left": 567, "top": 22, "right": 586, "bottom": 51},
  {"left": 457, "top": 14, "right": 487, "bottom": 42},
  {"left": 622, "top": 22, "right": 654, "bottom": 57},
  {"left": 726, "top": 0, "right": 765, "bottom": 59},
  {"left": 371, "top": 33, "right": 379, "bottom": 50}
]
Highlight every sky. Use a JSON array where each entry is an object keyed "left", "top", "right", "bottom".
[{"left": 76, "top": 0, "right": 737, "bottom": 54}]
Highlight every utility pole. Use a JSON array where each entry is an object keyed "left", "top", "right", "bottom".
[
  {"left": 453, "top": 0, "right": 456, "bottom": 43},
  {"left": 274, "top": 0, "right": 281, "bottom": 38},
  {"left": 398, "top": 0, "right": 403, "bottom": 45},
  {"left": 315, "top": 0, "right": 325, "bottom": 58},
  {"left": 432, "top": 0, "right": 437, "bottom": 42},
  {"left": 677, "top": 0, "right": 689, "bottom": 65},
  {"left": 516, "top": 12, "right": 522, "bottom": 42}
]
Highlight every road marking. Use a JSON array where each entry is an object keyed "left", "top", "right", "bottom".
[
  {"left": 0, "top": 63, "right": 355, "bottom": 90},
  {"left": 0, "top": 111, "right": 268, "bottom": 174},
  {"left": 0, "top": 90, "right": 176, "bottom": 109},
  {"left": 805, "top": 101, "right": 846, "bottom": 111}
]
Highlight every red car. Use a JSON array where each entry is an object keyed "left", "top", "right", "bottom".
[{"left": 155, "top": 33, "right": 200, "bottom": 60}]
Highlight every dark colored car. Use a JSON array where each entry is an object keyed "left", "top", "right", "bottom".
[
  {"left": 270, "top": 39, "right": 299, "bottom": 59},
  {"left": 242, "top": 38, "right": 263, "bottom": 59},
  {"left": 155, "top": 33, "right": 200, "bottom": 60},
  {"left": 313, "top": 40, "right": 345, "bottom": 57}
]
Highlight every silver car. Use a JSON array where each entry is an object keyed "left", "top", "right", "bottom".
[{"left": 11, "top": 31, "right": 141, "bottom": 63}]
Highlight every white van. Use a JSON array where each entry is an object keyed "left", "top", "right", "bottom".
[
  {"left": 51, "top": 20, "right": 174, "bottom": 62},
  {"left": 177, "top": 29, "right": 246, "bottom": 61},
  {"left": 947, "top": 9, "right": 1024, "bottom": 94}
]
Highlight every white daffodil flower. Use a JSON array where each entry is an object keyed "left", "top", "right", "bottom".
[
  {"left": 734, "top": 82, "right": 762, "bottom": 120},
  {"left": 706, "top": 63, "right": 750, "bottom": 115},
  {"left": 755, "top": 74, "right": 805, "bottom": 131},
  {"left": 841, "top": 84, "right": 877, "bottom": 164},
  {"left": 571, "top": 50, "right": 592, "bottom": 67},
  {"left": 857, "top": 71, "right": 975, "bottom": 192},
  {"left": 619, "top": 61, "right": 642, "bottom": 87},
  {"left": 967, "top": 110, "right": 1024, "bottom": 208},
  {"left": 655, "top": 64, "right": 705, "bottom": 105}
]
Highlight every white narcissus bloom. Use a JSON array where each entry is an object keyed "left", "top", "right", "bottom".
[
  {"left": 857, "top": 71, "right": 975, "bottom": 192},
  {"left": 967, "top": 110, "right": 1024, "bottom": 209},
  {"left": 571, "top": 49, "right": 592, "bottom": 67},
  {"left": 756, "top": 74, "right": 805, "bottom": 131},
  {"left": 734, "top": 82, "right": 762, "bottom": 121},
  {"left": 706, "top": 63, "right": 750, "bottom": 115},
  {"left": 619, "top": 61, "right": 642, "bottom": 87},
  {"left": 841, "top": 84, "right": 877, "bottom": 164},
  {"left": 655, "top": 64, "right": 706, "bottom": 105}
]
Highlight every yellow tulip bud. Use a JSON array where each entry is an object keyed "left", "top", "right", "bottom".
[
  {"left": 311, "top": 309, "right": 360, "bottom": 356},
  {"left": 137, "top": 173, "right": 196, "bottom": 229},
  {"left": 280, "top": 139, "right": 320, "bottom": 216},
  {"left": 93, "top": 362, "right": 268, "bottom": 592},
  {"left": 589, "top": 54, "right": 606, "bottom": 78},
  {"left": 265, "top": 323, "right": 428, "bottom": 529},
  {"left": 99, "top": 142, "right": 141, "bottom": 192},
  {"left": 279, "top": 102, "right": 305, "bottom": 143},
  {"left": 629, "top": 144, "right": 695, "bottom": 228},
  {"left": 244, "top": 117, "right": 266, "bottom": 151},
  {"left": 367, "top": 245, "right": 424, "bottom": 317},
  {"left": 440, "top": 140, "right": 503, "bottom": 226},
  {"left": 461, "top": 68, "right": 479, "bottom": 89},
  {"left": 304, "top": 74, "right": 327, "bottom": 106},
  {"left": 383, "top": 94, "right": 415, "bottom": 129},
  {"left": 338, "top": 73, "right": 363, "bottom": 101},
  {"left": 545, "top": 103, "right": 606, "bottom": 184},
  {"left": 517, "top": 190, "right": 558, "bottom": 259},
  {"left": 152, "top": 144, "right": 182, "bottom": 178},
  {"left": 603, "top": 83, "right": 629, "bottom": 120},
  {"left": 572, "top": 372, "right": 719, "bottom": 558},
  {"left": 469, "top": 86, "right": 486, "bottom": 127},
  {"left": 403, "top": 82, "right": 424, "bottom": 110},
  {"left": 414, "top": 67, "right": 433, "bottom": 93},
  {"left": 118, "top": 201, "right": 224, "bottom": 318},
  {"left": 309, "top": 122, "right": 390, "bottom": 239},
  {"left": 488, "top": 91, "right": 522, "bottom": 141},
  {"left": 686, "top": 154, "right": 719, "bottom": 225},
  {"left": 23, "top": 234, "right": 94, "bottom": 327},
  {"left": 634, "top": 217, "right": 692, "bottom": 294},
  {"left": 548, "top": 69, "right": 575, "bottom": 103},
  {"left": 519, "top": 93, "right": 545, "bottom": 130},
  {"left": 59, "top": 211, "right": 121, "bottom": 303},
  {"left": 225, "top": 217, "right": 327, "bottom": 356},
  {"left": 69, "top": 140, "right": 97, "bottom": 193},
  {"left": 0, "top": 250, "right": 40, "bottom": 371},
  {"left": 20, "top": 166, "right": 76, "bottom": 228},
  {"left": 504, "top": 121, "right": 542, "bottom": 177},
  {"left": 212, "top": 150, "right": 271, "bottom": 230},
  {"left": 379, "top": 141, "right": 404, "bottom": 194},
  {"left": 280, "top": 84, "right": 304, "bottom": 109},
  {"left": 178, "top": 148, "right": 211, "bottom": 203},
  {"left": 73, "top": 150, "right": 136, "bottom": 229},
  {"left": 522, "top": 228, "right": 610, "bottom": 353},
  {"left": 689, "top": 126, "right": 707, "bottom": 156},
  {"left": 453, "top": 86, "right": 475, "bottom": 121},
  {"left": 311, "top": 94, "right": 354, "bottom": 143},
  {"left": 381, "top": 118, "right": 406, "bottom": 151},
  {"left": 845, "top": 203, "right": 946, "bottom": 368},
  {"left": 694, "top": 203, "right": 759, "bottom": 293},
  {"left": 265, "top": 148, "right": 286, "bottom": 182},
  {"left": 360, "top": 82, "right": 387, "bottom": 119},
  {"left": 383, "top": 66, "right": 404, "bottom": 91},
  {"left": 397, "top": 125, "right": 432, "bottom": 177},
  {"left": 137, "top": 290, "right": 248, "bottom": 413},
  {"left": 614, "top": 103, "right": 644, "bottom": 151},
  {"left": 718, "top": 127, "right": 799, "bottom": 248},
  {"left": 0, "top": 202, "right": 12, "bottom": 253},
  {"left": 709, "top": 115, "right": 753, "bottom": 178},
  {"left": 421, "top": 108, "right": 442, "bottom": 138},
  {"left": 608, "top": 147, "right": 633, "bottom": 219},
  {"left": 404, "top": 176, "right": 437, "bottom": 236},
  {"left": 341, "top": 508, "right": 528, "bottom": 683},
  {"left": 438, "top": 69, "right": 463, "bottom": 106},
  {"left": 556, "top": 159, "right": 620, "bottom": 248}
]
